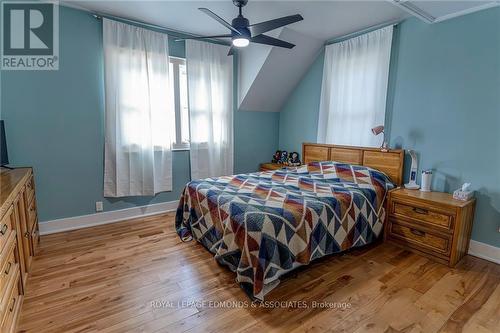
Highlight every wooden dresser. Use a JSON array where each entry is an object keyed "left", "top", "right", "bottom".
[
  {"left": 0, "top": 168, "right": 40, "bottom": 333},
  {"left": 385, "top": 188, "right": 475, "bottom": 267}
]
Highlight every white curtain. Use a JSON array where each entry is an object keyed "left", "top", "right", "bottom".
[
  {"left": 186, "top": 40, "right": 233, "bottom": 180},
  {"left": 103, "top": 19, "right": 174, "bottom": 197},
  {"left": 317, "top": 26, "right": 393, "bottom": 147}
]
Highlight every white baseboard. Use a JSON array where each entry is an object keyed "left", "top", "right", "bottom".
[
  {"left": 468, "top": 240, "right": 500, "bottom": 264},
  {"left": 37, "top": 205, "right": 500, "bottom": 265},
  {"left": 39, "top": 200, "right": 178, "bottom": 235}
]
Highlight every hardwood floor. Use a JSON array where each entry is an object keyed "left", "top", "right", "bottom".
[{"left": 17, "top": 212, "right": 500, "bottom": 333}]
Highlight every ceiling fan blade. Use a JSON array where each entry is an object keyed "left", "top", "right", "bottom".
[
  {"left": 251, "top": 34, "right": 295, "bottom": 49},
  {"left": 175, "top": 35, "right": 232, "bottom": 42},
  {"left": 199, "top": 8, "right": 241, "bottom": 35},
  {"left": 227, "top": 46, "right": 235, "bottom": 56},
  {"left": 249, "top": 14, "right": 303, "bottom": 37}
]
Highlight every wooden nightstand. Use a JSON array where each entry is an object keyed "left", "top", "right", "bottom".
[
  {"left": 385, "top": 188, "right": 476, "bottom": 267},
  {"left": 259, "top": 163, "right": 286, "bottom": 171}
]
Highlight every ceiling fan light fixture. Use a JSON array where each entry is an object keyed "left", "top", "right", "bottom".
[
  {"left": 232, "top": 37, "right": 250, "bottom": 47},
  {"left": 194, "top": 1, "right": 303, "bottom": 55}
]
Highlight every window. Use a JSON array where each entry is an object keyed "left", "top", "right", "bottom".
[
  {"left": 317, "top": 26, "right": 393, "bottom": 147},
  {"left": 169, "top": 57, "right": 190, "bottom": 150},
  {"left": 103, "top": 19, "right": 174, "bottom": 197},
  {"left": 118, "top": 49, "right": 173, "bottom": 150}
]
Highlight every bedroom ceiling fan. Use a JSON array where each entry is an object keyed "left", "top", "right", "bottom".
[{"left": 177, "top": 0, "right": 304, "bottom": 55}]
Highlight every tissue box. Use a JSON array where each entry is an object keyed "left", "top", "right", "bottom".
[{"left": 453, "top": 189, "right": 474, "bottom": 201}]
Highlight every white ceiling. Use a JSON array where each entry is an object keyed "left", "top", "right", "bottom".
[
  {"left": 412, "top": 1, "right": 493, "bottom": 17},
  {"left": 62, "top": 0, "right": 499, "bottom": 112},
  {"left": 63, "top": 1, "right": 408, "bottom": 41}
]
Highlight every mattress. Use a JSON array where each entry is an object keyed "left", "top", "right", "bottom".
[{"left": 175, "top": 161, "right": 395, "bottom": 300}]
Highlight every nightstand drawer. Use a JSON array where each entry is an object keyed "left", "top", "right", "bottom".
[
  {"left": 260, "top": 163, "right": 288, "bottom": 172},
  {"left": 386, "top": 188, "right": 475, "bottom": 267},
  {"left": 388, "top": 219, "right": 451, "bottom": 256},
  {"left": 390, "top": 199, "right": 454, "bottom": 232}
]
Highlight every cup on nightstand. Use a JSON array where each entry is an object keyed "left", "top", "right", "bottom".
[{"left": 420, "top": 170, "right": 432, "bottom": 192}]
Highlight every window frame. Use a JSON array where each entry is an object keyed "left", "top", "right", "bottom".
[{"left": 170, "top": 56, "right": 190, "bottom": 151}]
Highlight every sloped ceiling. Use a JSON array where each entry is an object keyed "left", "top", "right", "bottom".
[
  {"left": 239, "top": 28, "right": 323, "bottom": 112},
  {"left": 238, "top": 29, "right": 280, "bottom": 109}
]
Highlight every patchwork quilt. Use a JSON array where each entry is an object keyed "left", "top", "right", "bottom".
[{"left": 175, "top": 161, "right": 395, "bottom": 300}]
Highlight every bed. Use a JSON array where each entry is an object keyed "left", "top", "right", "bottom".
[{"left": 175, "top": 143, "right": 404, "bottom": 300}]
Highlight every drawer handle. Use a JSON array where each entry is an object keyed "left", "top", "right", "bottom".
[
  {"left": 0, "top": 224, "right": 7, "bottom": 235},
  {"left": 9, "top": 297, "right": 16, "bottom": 312},
  {"left": 4, "top": 262, "right": 12, "bottom": 275},
  {"left": 412, "top": 207, "right": 428, "bottom": 215},
  {"left": 24, "top": 231, "right": 30, "bottom": 238},
  {"left": 410, "top": 228, "right": 426, "bottom": 237}
]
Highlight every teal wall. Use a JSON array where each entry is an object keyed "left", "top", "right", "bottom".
[
  {"left": 278, "top": 50, "right": 324, "bottom": 152},
  {"left": 389, "top": 10, "right": 500, "bottom": 247},
  {"left": 278, "top": 9, "right": 500, "bottom": 247},
  {"left": 234, "top": 110, "right": 280, "bottom": 173},
  {"left": 0, "top": 6, "right": 278, "bottom": 222}
]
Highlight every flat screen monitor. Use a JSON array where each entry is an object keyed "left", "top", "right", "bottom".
[{"left": 0, "top": 120, "right": 9, "bottom": 167}]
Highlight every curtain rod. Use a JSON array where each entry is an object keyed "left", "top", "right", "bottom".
[
  {"left": 325, "top": 19, "right": 403, "bottom": 45},
  {"left": 92, "top": 13, "right": 194, "bottom": 39},
  {"left": 92, "top": 12, "right": 231, "bottom": 46},
  {"left": 54, "top": 1, "right": 193, "bottom": 38}
]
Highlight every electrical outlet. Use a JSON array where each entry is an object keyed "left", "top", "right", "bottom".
[{"left": 95, "top": 201, "right": 103, "bottom": 212}]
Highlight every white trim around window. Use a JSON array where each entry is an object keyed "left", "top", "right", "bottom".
[{"left": 170, "top": 56, "right": 190, "bottom": 151}]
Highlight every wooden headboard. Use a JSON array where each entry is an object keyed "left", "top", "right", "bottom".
[{"left": 302, "top": 143, "right": 405, "bottom": 186}]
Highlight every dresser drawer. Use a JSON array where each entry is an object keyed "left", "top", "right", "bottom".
[
  {"left": 388, "top": 219, "right": 451, "bottom": 256},
  {"left": 31, "top": 221, "right": 40, "bottom": 256},
  {"left": 0, "top": 259, "right": 19, "bottom": 319},
  {"left": 390, "top": 199, "right": 454, "bottom": 232},
  {"left": 26, "top": 175, "right": 35, "bottom": 205},
  {"left": 0, "top": 238, "right": 17, "bottom": 297},
  {"left": 0, "top": 270, "right": 21, "bottom": 333},
  {"left": 27, "top": 198, "right": 37, "bottom": 227},
  {"left": 0, "top": 206, "right": 14, "bottom": 253}
]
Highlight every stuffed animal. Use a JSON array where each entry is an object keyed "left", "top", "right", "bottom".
[
  {"left": 272, "top": 150, "right": 282, "bottom": 163},
  {"left": 288, "top": 152, "right": 301, "bottom": 166},
  {"left": 279, "top": 151, "right": 289, "bottom": 165}
]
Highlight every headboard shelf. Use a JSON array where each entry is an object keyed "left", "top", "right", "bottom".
[{"left": 302, "top": 142, "right": 405, "bottom": 186}]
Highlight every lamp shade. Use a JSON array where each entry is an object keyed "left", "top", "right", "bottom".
[{"left": 371, "top": 125, "right": 384, "bottom": 136}]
